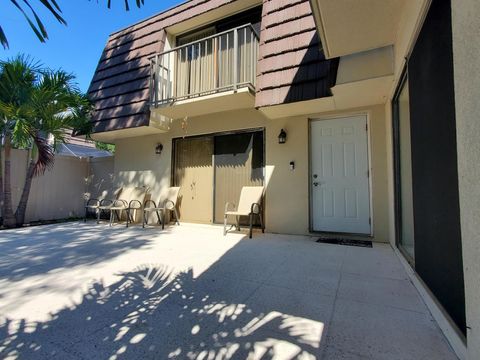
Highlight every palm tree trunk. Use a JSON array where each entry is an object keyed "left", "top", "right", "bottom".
[
  {"left": 15, "top": 158, "right": 35, "bottom": 226},
  {"left": 0, "top": 141, "right": 4, "bottom": 225},
  {"left": 3, "top": 135, "right": 16, "bottom": 228}
]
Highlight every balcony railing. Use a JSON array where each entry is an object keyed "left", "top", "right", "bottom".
[{"left": 149, "top": 24, "right": 259, "bottom": 107}]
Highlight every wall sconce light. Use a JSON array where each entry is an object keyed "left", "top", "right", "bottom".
[
  {"left": 278, "top": 129, "right": 287, "bottom": 144},
  {"left": 155, "top": 143, "right": 163, "bottom": 155}
]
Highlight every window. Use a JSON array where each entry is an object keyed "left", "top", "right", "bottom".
[{"left": 393, "top": 72, "right": 415, "bottom": 262}]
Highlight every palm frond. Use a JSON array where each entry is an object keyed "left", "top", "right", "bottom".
[
  {"left": 0, "top": 25, "right": 8, "bottom": 49},
  {"left": 0, "top": 56, "right": 92, "bottom": 168},
  {"left": 106, "top": 0, "right": 146, "bottom": 10},
  {"left": 31, "top": 133, "right": 55, "bottom": 176},
  {"left": 1, "top": 0, "right": 66, "bottom": 49},
  {"left": 3, "top": 1, "right": 146, "bottom": 48},
  {"left": 11, "top": 118, "right": 33, "bottom": 148},
  {"left": 10, "top": 0, "right": 48, "bottom": 42},
  {"left": 0, "top": 55, "right": 39, "bottom": 110},
  {"left": 37, "top": 0, "right": 66, "bottom": 24}
]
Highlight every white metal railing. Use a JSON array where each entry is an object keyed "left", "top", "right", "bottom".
[{"left": 149, "top": 24, "right": 259, "bottom": 107}]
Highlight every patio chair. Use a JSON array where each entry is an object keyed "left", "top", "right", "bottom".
[
  {"left": 143, "top": 187, "right": 181, "bottom": 229},
  {"left": 224, "top": 186, "right": 264, "bottom": 239},
  {"left": 84, "top": 188, "right": 122, "bottom": 223},
  {"left": 97, "top": 186, "right": 148, "bottom": 227}
]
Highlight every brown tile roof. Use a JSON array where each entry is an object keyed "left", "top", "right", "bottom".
[
  {"left": 88, "top": 0, "right": 338, "bottom": 133},
  {"left": 255, "top": 0, "right": 338, "bottom": 108},
  {"left": 88, "top": 0, "right": 237, "bottom": 133}
]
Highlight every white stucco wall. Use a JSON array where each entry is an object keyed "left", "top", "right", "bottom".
[{"left": 451, "top": 1, "right": 480, "bottom": 358}]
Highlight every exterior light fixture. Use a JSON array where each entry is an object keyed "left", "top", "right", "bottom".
[
  {"left": 155, "top": 143, "right": 163, "bottom": 155},
  {"left": 278, "top": 129, "right": 287, "bottom": 144}
]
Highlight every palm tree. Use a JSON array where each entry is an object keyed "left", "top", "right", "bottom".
[
  {"left": 1, "top": 0, "right": 145, "bottom": 48},
  {"left": 0, "top": 55, "right": 92, "bottom": 227}
]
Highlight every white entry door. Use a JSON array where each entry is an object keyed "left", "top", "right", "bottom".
[{"left": 310, "top": 115, "right": 371, "bottom": 234}]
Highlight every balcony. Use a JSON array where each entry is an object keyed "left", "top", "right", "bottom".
[{"left": 149, "top": 24, "right": 259, "bottom": 119}]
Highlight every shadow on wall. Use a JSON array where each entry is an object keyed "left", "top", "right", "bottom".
[
  {"left": 87, "top": 157, "right": 115, "bottom": 200},
  {"left": 284, "top": 34, "right": 339, "bottom": 104},
  {"left": 0, "top": 240, "right": 326, "bottom": 359}
]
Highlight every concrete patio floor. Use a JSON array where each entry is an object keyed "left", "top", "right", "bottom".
[{"left": 0, "top": 222, "right": 457, "bottom": 359}]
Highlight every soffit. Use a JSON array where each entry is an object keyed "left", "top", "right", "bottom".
[{"left": 311, "top": 0, "right": 404, "bottom": 58}]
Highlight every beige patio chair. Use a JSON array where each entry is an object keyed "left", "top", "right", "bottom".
[
  {"left": 97, "top": 186, "right": 148, "bottom": 227},
  {"left": 84, "top": 188, "right": 122, "bottom": 223},
  {"left": 224, "top": 186, "right": 264, "bottom": 238},
  {"left": 143, "top": 187, "right": 181, "bottom": 229}
]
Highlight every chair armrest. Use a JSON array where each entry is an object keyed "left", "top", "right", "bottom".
[
  {"left": 163, "top": 199, "right": 176, "bottom": 210},
  {"left": 99, "top": 198, "right": 114, "bottom": 206},
  {"left": 128, "top": 199, "right": 143, "bottom": 210},
  {"left": 112, "top": 199, "right": 127, "bottom": 207},
  {"left": 143, "top": 199, "right": 158, "bottom": 209},
  {"left": 225, "top": 202, "right": 236, "bottom": 213},
  {"left": 250, "top": 202, "right": 261, "bottom": 214},
  {"left": 86, "top": 198, "right": 100, "bottom": 207}
]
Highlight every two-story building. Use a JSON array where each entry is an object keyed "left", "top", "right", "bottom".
[{"left": 87, "top": 0, "right": 480, "bottom": 358}]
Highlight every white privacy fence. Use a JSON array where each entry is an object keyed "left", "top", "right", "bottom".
[{"left": 1, "top": 149, "right": 114, "bottom": 223}]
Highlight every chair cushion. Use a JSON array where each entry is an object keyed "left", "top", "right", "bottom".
[
  {"left": 144, "top": 207, "right": 164, "bottom": 212},
  {"left": 109, "top": 205, "right": 127, "bottom": 211},
  {"left": 236, "top": 186, "right": 264, "bottom": 214},
  {"left": 225, "top": 211, "right": 248, "bottom": 216}
]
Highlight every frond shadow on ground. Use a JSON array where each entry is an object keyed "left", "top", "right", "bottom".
[
  {"left": 0, "top": 223, "right": 161, "bottom": 282},
  {"left": 0, "top": 263, "right": 324, "bottom": 359}
]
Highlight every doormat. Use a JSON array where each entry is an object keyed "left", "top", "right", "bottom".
[{"left": 316, "top": 237, "right": 372, "bottom": 248}]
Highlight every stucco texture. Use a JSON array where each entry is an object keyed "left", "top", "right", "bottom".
[
  {"left": 113, "top": 104, "right": 390, "bottom": 242},
  {"left": 451, "top": 0, "right": 480, "bottom": 358}
]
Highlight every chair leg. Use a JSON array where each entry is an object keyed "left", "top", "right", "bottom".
[
  {"left": 97, "top": 209, "right": 101, "bottom": 224},
  {"left": 109, "top": 210, "right": 114, "bottom": 227},
  {"left": 84, "top": 208, "right": 87, "bottom": 223},
  {"left": 174, "top": 208, "right": 180, "bottom": 225},
  {"left": 129, "top": 209, "right": 135, "bottom": 226},
  {"left": 126, "top": 209, "right": 130, "bottom": 228},
  {"left": 161, "top": 210, "right": 165, "bottom": 230},
  {"left": 143, "top": 211, "right": 147, "bottom": 228},
  {"left": 259, "top": 212, "right": 264, "bottom": 233},
  {"left": 224, "top": 214, "right": 228, "bottom": 236},
  {"left": 249, "top": 213, "right": 253, "bottom": 239},
  {"left": 235, "top": 216, "right": 240, "bottom": 231},
  {"left": 153, "top": 210, "right": 161, "bottom": 226}
]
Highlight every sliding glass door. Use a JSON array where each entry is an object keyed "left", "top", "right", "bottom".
[
  {"left": 213, "top": 131, "right": 264, "bottom": 223},
  {"left": 173, "top": 136, "right": 214, "bottom": 223},
  {"left": 173, "top": 129, "right": 264, "bottom": 224}
]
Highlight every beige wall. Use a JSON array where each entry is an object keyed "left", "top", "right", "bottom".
[
  {"left": 1, "top": 149, "right": 114, "bottom": 223},
  {"left": 392, "top": 0, "right": 430, "bottom": 93},
  {"left": 25, "top": 155, "right": 89, "bottom": 222},
  {"left": 87, "top": 156, "right": 115, "bottom": 200},
  {"left": 336, "top": 46, "right": 394, "bottom": 85},
  {"left": 268, "top": 105, "right": 389, "bottom": 241},
  {"left": 451, "top": 1, "right": 480, "bottom": 358},
  {"left": 114, "top": 104, "right": 391, "bottom": 241}
]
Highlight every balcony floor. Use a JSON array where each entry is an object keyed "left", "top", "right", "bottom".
[
  {"left": 150, "top": 85, "right": 255, "bottom": 120},
  {"left": 0, "top": 222, "right": 457, "bottom": 359}
]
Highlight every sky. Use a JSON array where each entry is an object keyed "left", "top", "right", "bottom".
[{"left": 0, "top": 0, "right": 180, "bottom": 92}]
